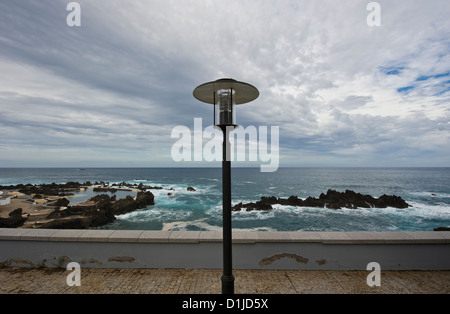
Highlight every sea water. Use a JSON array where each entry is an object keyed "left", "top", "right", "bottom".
[{"left": 0, "top": 167, "right": 449, "bottom": 231}]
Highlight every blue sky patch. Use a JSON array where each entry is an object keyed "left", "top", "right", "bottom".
[
  {"left": 397, "top": 86, "right": 415, "bottom": 94},
  {"left": 416, "top": 71, "right": 450, "bottom": 82},
  {"left": 398, "top": 72, "right": 450, "bottom": 96},
  {"left": 434, "top": 80, "right": 450, "bottom": 96},
  {"left": 380, "top": 66, "right": 405, "bottom": 76}
]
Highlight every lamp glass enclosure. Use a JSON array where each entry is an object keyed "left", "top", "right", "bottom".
[
  {"left": 216, "top": 89, "right": 236, "bottom": 126},
  {"left": 193, "top": 78, "right": 259, "bottom": 127}
]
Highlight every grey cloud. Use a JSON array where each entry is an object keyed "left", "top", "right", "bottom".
[
  {"left": 336, "top": 96, "right": 373, "bottom": 110},
  {"left": 1, "top": 0, "right": 450, "bottom": 167}
]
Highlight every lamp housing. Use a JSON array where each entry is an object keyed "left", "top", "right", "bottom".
[{"left": 193, "top": 78, "right": 259, "bottom": 127}]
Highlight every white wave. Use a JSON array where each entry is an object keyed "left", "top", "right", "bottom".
[
  {"left": 197, "top": 178, "right": 219, "bottom": 182},
  {"left": 146, "top": 184, "right": 214, "bottom": 196},
  {"left": 407, "top": 201, "right": 450, "bottom": 218},
  {"left": 408, "top": 191, "right": 450, "bottom": 198},
  {"left": 231, "top": 203, "right": 435, "bottom": 221},
  {"left": 162, "top": 218, "right": 219, "bottom": 231},
  {"left": 162, "top": 218, "right": 275, "bottom": 232},
  {"left": 232, "top": 210, "right": 276, "bottom": 221},
  {"left": 116, "top": 207, "right": 193, "bottom": 223}
]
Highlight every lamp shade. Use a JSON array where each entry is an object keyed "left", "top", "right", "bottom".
[
  {"left": 193, "top": 78, "right": 259, "bottom": 126},
  {"left": 193, "top": 78, "right": 259, "bottom": 104}
]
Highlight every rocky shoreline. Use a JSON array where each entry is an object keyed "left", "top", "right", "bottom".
[
  {"left": 0, "top": 182, "right": 156, "bottom": 229},
  {"left": 1, "top": 183, "right": 448, "bottom": 231},
  {"left": 232, "top": 189, "right": 411, "bottom": 211}
]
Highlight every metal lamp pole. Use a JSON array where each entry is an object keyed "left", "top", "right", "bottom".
[
  {"left": 193, "top": 78, "right": 259, "bottom": 294},
  {"left": 220, "top": 124, "right": 234, "bottom": 294}
]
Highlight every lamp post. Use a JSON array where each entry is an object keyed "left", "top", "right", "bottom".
[{"left": 193, "top": 78, "right": 259, "bottom": 294}]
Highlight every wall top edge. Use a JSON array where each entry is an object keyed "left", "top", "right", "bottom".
[{"left": 0, "top": 229, "right": 449, "bottom": 244}]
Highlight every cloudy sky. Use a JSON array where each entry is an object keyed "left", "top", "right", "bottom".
[{"left": 1, "top": 0, "right": 449, "bottom": 168}]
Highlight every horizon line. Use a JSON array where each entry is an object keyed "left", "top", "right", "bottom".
[{"left": 1, "top": 166, "right": 449, "bottom": 169}]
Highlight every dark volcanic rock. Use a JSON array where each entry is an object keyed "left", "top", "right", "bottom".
[
  {"left": 18, "top": 182, "right": 83, "bottom": 196},
  {"left": 46, "top": 208, "right": 61, "bottom": 219},
  {"left": 376, "top": 194, "right": 410, "bottom": 209},
  {"left": 233, "top": 201, "right": 273, "bottom": 212},
  {"left": 1, "top": 182, "right": 156, "bottom": 229},
  {"left": 93, "top": 187, "right": 118, "bottom": 193},
  {"left": 112, "top": 195, "right": 138, "bottom": 215},
  {"left": 0, "top": 208, "right": 26, "bottom": 228},
  {"left": 136, "top": 191, "right": 155, "bottom": 207},
  {"left": 37, "top": 191, "right": 156, "bottom": 229},
  {"left": 434, "top": 227, "right": 450, "bottom": 231},
  {"left": 66, "top": 194, "right": 116, "bottom": 228},
  {"left": 88, "top": 207, "right": 116, "bottom": 228},
  {"left": 9, "top": 208, "right": 24, "bottom": 217},
  {"left": 314, "top": 189, "right": 411, "bottom": 209},
  {"left": 232, "top": 189, "right": 410, "bottom": 211},
  {"left": 40, "top": 216, "right": 91, "bottom": 229},
  {"left": 89, "top": 194, "right": 115, "bottom": 203},
  {"left": 112, "top": 191, "right": 154, "bottom": 215},
  {"left": 47, "top": 197, "right": 70, "bottom": 207}
]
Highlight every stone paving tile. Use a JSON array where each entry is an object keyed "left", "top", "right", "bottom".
[
  {"left": 0, "top": 268, "right": 449, "bottom": 294},
  {"left": 286, "top": 270, "right": 345, "bottom": 294}
]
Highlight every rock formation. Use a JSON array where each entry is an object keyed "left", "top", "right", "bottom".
[
  {"left": 0, "top": 186, "right": 155, "bottom": 229},
  {"left": 434, "top": 227, "right": 450, "bottom": 231},
  {"left": 15, "top": 182, "right": 83, "bottom": 196},
  {"left": 42, "top": 191, "right": 155, "bottom": 229},
  {"left": 0, "top": 208, "right": 26, "bottom": 228},
  {"left": 232, "top": 189, "right": 411, "bottom": 211}
]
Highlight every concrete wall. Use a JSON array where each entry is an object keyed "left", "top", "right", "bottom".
[{"left": 1, "top": 228, "right": 449, "bottom": 270}]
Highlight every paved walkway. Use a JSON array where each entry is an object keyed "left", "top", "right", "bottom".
[{"left": 1, "top": 268, "right": 449, "bottom": 294}]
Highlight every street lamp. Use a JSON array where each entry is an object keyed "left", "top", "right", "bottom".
[{"left": 193, "top": 78, "right": 259, "bottom": 294}]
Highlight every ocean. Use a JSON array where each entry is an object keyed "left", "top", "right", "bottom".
[{"left": 1, "top": 167, "right": 449, "bottom": 232}]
